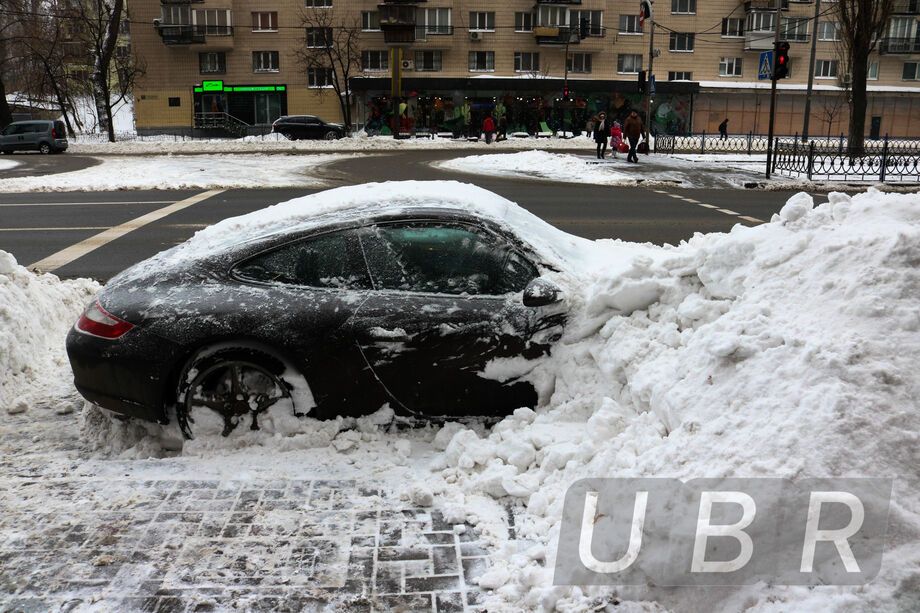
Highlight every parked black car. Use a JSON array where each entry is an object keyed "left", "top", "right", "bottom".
[
  {"left": 67, "top": 190, "right": 568, "bottom": 438},
  {"left": 271, "top": 115, "right": 345, "bottom": 140},
  {"left": 0, "top": 120, "right": 68, "bottom": 154}
]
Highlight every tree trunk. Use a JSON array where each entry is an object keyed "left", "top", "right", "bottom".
[
  {"left": 92, "top": 0, "right": 124, "bottom": 142},
  {"left": 848, "top": 49, "right": 869, "bottom": 155},
  {"left": 0, "top": 73, "right": 12, "bottom": 128}
]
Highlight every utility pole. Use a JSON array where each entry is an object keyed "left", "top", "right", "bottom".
[
  {"left": 643, "top": 6, "right": 655, "bottom": 148},
  {"left": 801, "top": 0, "right": 821, "bottom": 142},
  {"left": 765, "top": 0, "right": 784, "bottom": 179}
]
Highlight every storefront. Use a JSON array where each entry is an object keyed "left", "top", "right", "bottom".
[
  {"left": 192, "top": 80, "right": 288, "bottom": 127},
  {"left": 350, "top": 77, "right": 699, "bottom": 136}
]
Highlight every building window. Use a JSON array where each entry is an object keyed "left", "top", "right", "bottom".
[
  {"left": 889, "top": 17, "right": 916, "bottom": 39},
  {"left": 537, "top": 6, "right": 568, "bottom": 27},
  {"left": 515, "top": 12, "right": 534, "bottom": 32},
  {"left": 669, "top": 71, "right": 693, "bottom": 81},
  {"left": 719, "top": 57, "right": 743, "bottom": 77},
  {"left": 617, "top": 53, "right": 642, "bottom": 74},
  {"left": 252, "top": 51, "right": 279, "bottom": 72},
  {"left": 571, "top": 10, "right": 603, "bottom": 37},
  {"left": 161, "top": 6, "right": 190, "bottom": 25},
  {"left": 306, "top": 27, "right": 332, "bottom": 48},
  {"left": 307, "top": 67, "right": 334, "bottom": 87},
  {"left": 469, "top": 12, "right": 495, "bottom": 32},
  {"left": 721, "top": 17, "right": 743, "bottom": 37},
  {"left": 194, "top": 9, "right": 232, "bottom": 35},
  {"left": 903, "top": 62, "right": 920, "bottom": 80},
  {"left": 669, "top": 32, "right": 695, "bottom": 52},
  {"left": 199, "top": 52, "right": 226, "bottom": 74},
  {"left": 252, "top": 11, "right": 277, "bottom": 32},
  {"left": 304, "top": 0, "right": 332, "bottom": 7},
  {"left": 671, "top": 0, "right": 696, "bottom": 15},
  {"left": 817, "top": 21, "right": 840, "bottom": 41},
  {"left": 361, "top": 11, "right": 380, "bottom": 31},
  {"left": 362, "top": 50, "right": 388, "bottom": 71},
  {"left": 420, "top": 8, "right": 451, "bottom": 34},
  {"left": 514, "top": 51, "right": 539, "bottom": 72},
  {"left": 168, "top": 97, "right": 181, "bottom": 107},
  {"left": 469, "top": 50, "right": 495, "bottom": 71},
  {"left": 868, "top": 61, "right": 879, "bottom": 80},
  {"left": 747, "top": 12, "right": 776, "bottom": 33},
  {"left": 567, "top": 53, "right": 592, "bottom": 73},
  {"left": 414, "top": 50, "right": 442, "bottom": 72},
  {"left": 782, "top": 17, "right": 809, "bottom": 42},
  {"left": 619, "top": 15, "right": 642, "bottom": 34},
  {"left": 815, "top": 59, "right": 839, "bottom": 78}
]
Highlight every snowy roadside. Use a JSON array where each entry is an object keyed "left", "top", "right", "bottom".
[
  {"left": 0, "top": 153, "right": 352, "bottom": 192},
  {"left": 2, "top": 186, "right": 920, "bottom": 612}
]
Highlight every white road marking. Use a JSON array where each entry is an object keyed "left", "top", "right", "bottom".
[
  {"left": 28, "top": 189, "right": 224, "bottom": 272},
  {"left": 696, "top": 203, "right": 720, "bottom": 209},
  {"left": 0, "top": 200, "right": 174, "bottom": 207},
  {"left": 0, "top": 227, "right": 110, "bottom": 232},
  {"left": 716, "top": 209, "right": 741, "bottom": 215},
  {"left": 682, "top": 197, "right": 701, "bottom": 204},
  {"left": 739, "top": 215, "right": 765, "bottom": 223}
]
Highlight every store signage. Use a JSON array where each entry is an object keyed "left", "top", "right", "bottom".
[
  {"left": 201, "top": 80, "right": 224, "bottom": 91},
  {"left": 193, "top": 84, "right": 287, "bottom": 93}
]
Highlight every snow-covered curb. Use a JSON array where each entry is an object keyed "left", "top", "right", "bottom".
[{"left": 0, "top": 153, "right": 351, "bottom": 192}]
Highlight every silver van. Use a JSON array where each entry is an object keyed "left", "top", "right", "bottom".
[{"left": 0, "top": 120, "right": 68, "bottom": 154}]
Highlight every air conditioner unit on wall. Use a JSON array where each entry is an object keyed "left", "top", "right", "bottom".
[
  {"left": 839, "top": 73, "right": 852, "bottom": 88},
  {"left": 470, "top": 31, "right": 481, "bottom": 41},
  {"left": 401, "top": 59, "right": 413, "bottom": 71}
]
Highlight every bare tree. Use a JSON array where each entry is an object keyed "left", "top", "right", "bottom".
[
  {"left": 820, "top": 91, "right": 848, "bottom": 139},
  {"left": 0, "top": 0, "right": 29, "bottom": 127},
  {"left": 296, "top": 7, "right": 362, "bottom": 131},
  {"left": 836, "top": 0, "right": 894, "bottom": 153}
]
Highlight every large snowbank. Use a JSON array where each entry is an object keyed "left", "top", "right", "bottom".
[
  {"left": 0, "top": 251, "right": 98, "bottom": 413},
  {"left": 3, "top": 184, "right": 919, "bottom": 611},
  {"left": 0, "top": 153, "right": 350, "bottom": 192}
]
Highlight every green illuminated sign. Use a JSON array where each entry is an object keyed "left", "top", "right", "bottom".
[
  {"left": 202, "top": 80, "right": 224, "bottom": 91},
  {"left": 193, "top": 83, "right": 286, "bottom": 94}
]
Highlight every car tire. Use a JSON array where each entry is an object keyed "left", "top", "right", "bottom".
[
  {"left": 323, "top": 130, "right": 339, "bottom": 140},
  {"left": 176, "top": 345, "right": 305, "bottom": 440},
  {"left": 282, "top": 132, "right": 296, "bottom": 141},
  {"left": 38, "top": 142, "right": 52, "bottom": 155}
]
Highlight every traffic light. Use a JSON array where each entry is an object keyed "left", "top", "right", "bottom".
[
  {"left": 638, "top": 70, "right": 647, "bottom": 93},
  {"left": 774, "top": 41, "right": 790, "bottom": 80}
]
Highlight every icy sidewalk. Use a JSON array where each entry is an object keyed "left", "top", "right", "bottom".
[{"left": 0, "top": 409, "right": 505, "bottom": 613}]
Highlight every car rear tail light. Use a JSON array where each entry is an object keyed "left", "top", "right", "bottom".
[
  {"left": 75, "top": 301, "right": 135, "bottom": 339},
  {"left": 51, "top": 128, "right": 57, "bottom": 139}
]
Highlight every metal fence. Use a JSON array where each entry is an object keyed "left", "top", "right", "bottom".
[
  {"left": 654, "top": 132, "right": 920, "bottom": 157},
  {"left": 771, "top": 135, "right": 920, "bottom": 182}
]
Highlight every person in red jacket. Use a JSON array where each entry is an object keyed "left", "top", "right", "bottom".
[
  {"left": 483, "top": 114, "right": 496, "bottom": 144},
  {"left": 609, "top": 121, "right": 623, "bottom": 159}
]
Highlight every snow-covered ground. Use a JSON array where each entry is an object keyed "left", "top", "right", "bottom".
[
  {"left": 0, "top": 159, "right": 20, "bottom": 171},
  {"left": 0, "top": 153, "right": 351, "bottom": 192},
  {"left": 2, "top": 184, "right": 919, "bottom": 611}
]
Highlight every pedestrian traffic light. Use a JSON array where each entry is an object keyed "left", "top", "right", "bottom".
[
  {"left": 774, "top": 41, "right": 790, "bottom": 80},
  {"left": 638, "top": 70, "right": 647, "bottom": 93}
]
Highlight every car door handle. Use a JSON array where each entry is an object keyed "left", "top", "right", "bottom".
[{"left": 364, "top": 326, "right": 409, "bottom": 342}]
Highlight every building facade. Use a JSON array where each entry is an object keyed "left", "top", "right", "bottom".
[{"left": 130, "top": 0, "right": 920, "bottom": 137}]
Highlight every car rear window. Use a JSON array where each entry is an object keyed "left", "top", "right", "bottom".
[{"left": 54, "top": 121, "right": 66, "bottom": 136}]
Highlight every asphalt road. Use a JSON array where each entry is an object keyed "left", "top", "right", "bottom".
[{"left": 0, "top": 150, "right": 821, "bottom": 282}]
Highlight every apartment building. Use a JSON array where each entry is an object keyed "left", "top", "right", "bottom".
[{"left": 131, "top": 0, "right": 920, "bottom": 137}]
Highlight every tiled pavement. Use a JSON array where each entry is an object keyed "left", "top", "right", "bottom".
[{"left": 0, "top": 478, "right": 509, "bottom": 612}]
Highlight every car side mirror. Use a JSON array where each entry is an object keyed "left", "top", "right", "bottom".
[{"left": 523, "top": 278, "right": 562, "bottom": 307}]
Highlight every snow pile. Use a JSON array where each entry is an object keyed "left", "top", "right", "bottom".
[
  {"left": 430, "top": 189, "right": 920, "bottom": 611},
  {"left": 0, "top": 153, "right": 350, "bottom": 192},
  {"left": 435, "top": 149, "right": 770, "bottom": 189},
  {"left": 0, "top": 159, "right": 20, "bottom": 172},
  {"left": 0, "top": 251, "right": 98, "bottom": 413}
]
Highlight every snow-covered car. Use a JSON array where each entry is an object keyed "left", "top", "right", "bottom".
[{"left": 66, "top": 182, "right": 583, "bottom": 438}]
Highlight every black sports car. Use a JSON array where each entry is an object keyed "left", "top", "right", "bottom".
[
  {"left": 271, "top": 115, "right": 345, "bottom": 140},
  {"left": 67, "top": 182, "right": 574, "bottom": 438}
]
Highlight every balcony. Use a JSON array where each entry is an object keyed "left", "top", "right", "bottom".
[
  {"left": 879, "top": 37, "right": 920, "bottom": 54},
  {"left": 534, "top": 25, "right": 579, "bottom": 46},
  {"left": 892, "top": 0, "right": 920, "bottom": 14},
  {"left": 378, "top": 0, "right": 426, "bottom": 45},
  {"left": 744, "top": 0, "right": 789, "bottom": 11},
  {"left": 414, "top": 25, "right": 454, "bottom": 41},
  {"left": 155, "top": 23, "right": 233, "bottom": 46}
]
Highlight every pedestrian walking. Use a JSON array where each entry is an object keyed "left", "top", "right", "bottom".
[
  {"left": 610, "top": 122, "right": 623, "bottom": 159},
  {"left": 593, "top": 112, "right": 609, "bottom": 159},
  {"left": 624, "top": 111, "right": 644, "bottom": 163},
  {"left": 719, "top": 118, "right": 729, "bottom": 141},
  {"left": 483, "top": 114, "right": 496, "bottom": 144}
]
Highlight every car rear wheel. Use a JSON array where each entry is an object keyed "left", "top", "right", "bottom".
[
  {"left": 39, "top": 142, "right": 52, "bottom": 155},
  {"left": 323, "top": 130, "right": 339, "bottom": 140},
  {"left": 177, "top": 347, "right": 300, "bottom": 439}
]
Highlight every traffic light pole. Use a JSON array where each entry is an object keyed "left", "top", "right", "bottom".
[
  {"left": 765, "top": 0, "right": 783, "bottom": 179},
  {"left": 643, "top": 18, "right": 655, "bottom": 149},
  {"left": 801, "top": 0, "right": 821, "bottom": 142}
]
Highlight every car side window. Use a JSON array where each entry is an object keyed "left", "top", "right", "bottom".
[
  {"left": 235, "top": 229, "right": 372, "bottom": 290},
  {"left": 361, "top": 222, "right": 538, "bottom": 296},
  {"left": 305, "top": 117, "right": 320, "bottom": 125}
]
